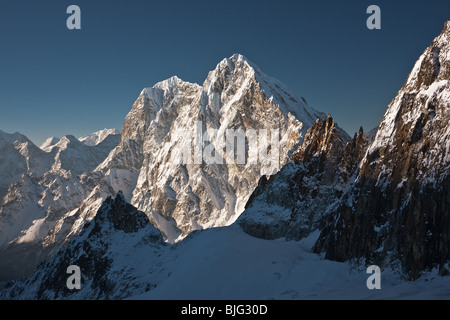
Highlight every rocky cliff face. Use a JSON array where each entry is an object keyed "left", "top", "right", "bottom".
[
  {"left": 313, "top": 22, "right": 450, "bottom": 279},
  {"left": 238, "top": 116, "right": 369, "bottom": 240}
]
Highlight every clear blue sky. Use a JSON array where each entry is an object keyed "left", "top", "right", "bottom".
[{"left": 1, "top": 0, "right": 449, "bottom": 145}]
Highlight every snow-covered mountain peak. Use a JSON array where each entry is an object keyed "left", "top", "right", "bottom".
[
  {"left": 141, "top": 76, "right": 201, "bottom": 101},
  {"left": 40, "top": 137, "right": 60, "bottom": 151},
  {"left": 79, "top": 129, "right": 120, "bottom": 147},
  {"left": 154, "top": 75, "right": 197, "bottom": 91},
  {"left": 41, "top": 129, "right": 120, "bottom": 152},
  {"left": 215, "top": 53, "right": 258, "bottom": 74},
  {"left": 0, "top": 130, "right": 52, "bottom": 202},
  {"left": 0, "top": 192, "right": 165, "bottom": 299},
  {"left": 203, "top": 54, "right": 255, "bottom": 98},
  {"left": 209, "top": 53, "right": 262, "bottom": 83},
  {"left": 53, "top": 135, "right": 82, "bottom": 150},
  {"left": 205, "top": 54, "right": 325, "bottom": 129},
  {"left": 442, "top": 20, "right": 450, "bottom": 34}
]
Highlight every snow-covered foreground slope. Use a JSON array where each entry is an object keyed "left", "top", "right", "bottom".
[
  {"left": 3, "top": 192, "right": 449, "bottom": 300},
  {"left": 132, "top": 226, "right": 450, "bottom": 300}
]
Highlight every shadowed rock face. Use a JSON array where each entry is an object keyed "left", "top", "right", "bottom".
[
  {"left": 99, "top": 191, "right": 150, "bottom": 233},
  {"left": 238, "top": 116, "right": 366, "bottom": 241},
  {"left": 314, "top": 176, "right": 450, "bottom": 280},
  {"left": 314, "top": 22, "right": 450, "bottom": 280}
]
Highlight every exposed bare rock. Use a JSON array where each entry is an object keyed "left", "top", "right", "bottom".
[
  {"left": 238, "top": 115, "right": 362, "bottom": 240},
  {"left": 314, "top": 21, "right": 450, "bottom": 279}
]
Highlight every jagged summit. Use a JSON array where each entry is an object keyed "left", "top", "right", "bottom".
[
  {"left": 214, "top": 53, "right": 263, "bottom": 76},
  {"left": 367, "top": 20, "right": 450, "bottom": 184},
  {"left": 55, "top": 135, "right": 81, "bottom": 148},
  {"left": 404, "top": 20, "right": 450, "bottom": 91},
  {"left": 239, "top": 115, "right": 367, "bottom": 240},
  {"left": 95, "top": 190, "right": 153, "bottom": 234},
  {"left": 140, "top": 54, "right": 325, "bottom": 131},
  {"left": 205, "top": 54, "right": 325, "bottom": 127},
  {"left": 40, "top": 129, "right": 121, "bottom": 153}
]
